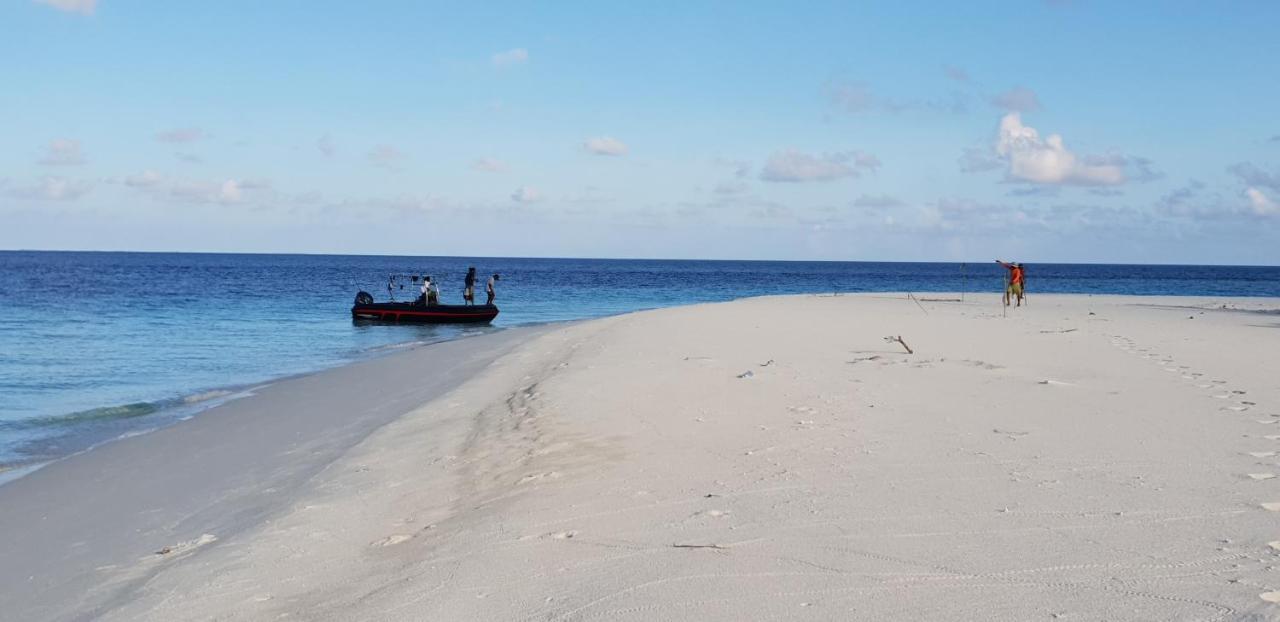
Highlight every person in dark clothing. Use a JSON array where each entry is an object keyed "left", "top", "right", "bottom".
[
  {"left": 486, "top": 273, "right": 500, "bottom": 305},
  {"left": 463, "top": 267, "right": 477, "bottom": 305}
]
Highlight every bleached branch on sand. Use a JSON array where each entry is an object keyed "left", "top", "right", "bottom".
[{"left": 884, "top": 335, "right": 913, "bottom": 354}]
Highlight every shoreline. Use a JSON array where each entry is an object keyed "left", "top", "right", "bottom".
[
  {"left": 0, "top": 323, "right": 555, "bottom": 620},
  {"left": 4, "top": 292, "right": 1280, "bottom": 620}
]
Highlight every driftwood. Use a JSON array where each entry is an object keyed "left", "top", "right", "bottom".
[
  {"left": 673, "top": 543, "right": 727, "bottom": 550},
  {"left": 884, "top": 335, "right": 913, "bottom": 354}
]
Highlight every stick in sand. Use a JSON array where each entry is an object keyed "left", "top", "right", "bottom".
[{"left": 884, "top": 335, "right": 913, "bottom": 354}]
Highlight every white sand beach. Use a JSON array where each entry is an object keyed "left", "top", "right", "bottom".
[{"left": 5, "top": 293, "right": 1280, "bottom": 621}]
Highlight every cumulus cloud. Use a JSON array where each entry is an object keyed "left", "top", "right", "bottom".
[
  {"left": 34, "top": 0, "right": 95, "bottom": 15},
  {"left": 368, "top": 145, "right": 406, "bottom": 169},
  {"left": 38, "top": 139, "right": 86, "bottom": 166},
  {"left": 9, "top": 176, "right": 93, "bottom": 201},
  {"left": 155, "top": 127, "right": 205, "bottom": 144},
  {"left": 992, "top": 86, "right": 1042, "bottom": 113},
  {"left": 511, "top": 186, "right": 541, "bottom": 203},
  {"left": 1246, "top": 188, "right": 1279, "bottom": 216},
  {"left": 491, "top": 48, "right": 529, "bottom": 68},
  {"left": 994, "top": 113, "right": 1125, "bottom": 186},
  {"left": 759, "top": 149, "right": 880, "bottom": 183},
  {"left": 583, "top": 136, "right": 628, "bottom": 156},
  {"left": 471, "top": 158, "right": 509, "bottom": 173}
]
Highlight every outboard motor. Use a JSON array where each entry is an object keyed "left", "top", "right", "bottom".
[{"left": 354, "top": 291, "right": 374, "bottom": 306}]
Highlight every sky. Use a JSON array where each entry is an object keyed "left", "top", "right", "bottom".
[{"left": 2, "top": 1, "right": 1279, "bottom": 264}]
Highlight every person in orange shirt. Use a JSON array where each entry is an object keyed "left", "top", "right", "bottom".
[{"left": 996, "top": 260, "right": 1025, "bottom": 307}]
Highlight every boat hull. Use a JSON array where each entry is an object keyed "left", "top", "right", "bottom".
[{"left": 351, "top": 303, "right": 499, "bottom": 324}]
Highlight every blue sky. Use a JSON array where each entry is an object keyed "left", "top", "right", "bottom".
[{"left": 3, "top": 1, "right": 1278, "bottom": 263}]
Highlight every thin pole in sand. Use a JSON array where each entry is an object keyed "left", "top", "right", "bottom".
[
  {"left": 961, "top": 262, "right": 966, "bottom": 302},
  {"left": 1002, "top": 273, "right": 1008, "bottom": 318}
]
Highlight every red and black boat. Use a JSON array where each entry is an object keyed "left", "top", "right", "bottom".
[{"left": 351, "top": 291, "right": 499, "bottom": 324}]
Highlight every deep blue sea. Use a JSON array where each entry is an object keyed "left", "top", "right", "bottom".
[{"left": 2, "top": 251, "right": 1278, "bottom": 471}]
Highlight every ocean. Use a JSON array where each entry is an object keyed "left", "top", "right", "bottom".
[{"left": 2, "top": 250, "right": 1278, "bottom": 473}]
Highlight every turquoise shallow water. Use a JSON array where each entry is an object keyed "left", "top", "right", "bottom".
[{"left": 1, "top": 250, "right": 1278, "bottom": 469}]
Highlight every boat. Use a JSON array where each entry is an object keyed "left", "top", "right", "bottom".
[{"left": 351, "top": 291, "right": 499, "bottom": 324}]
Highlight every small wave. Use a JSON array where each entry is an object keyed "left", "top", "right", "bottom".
[
  {"left": 20, "top": 402, "right": 161, "bottom": 428},
  {"left": 361, "top": 340, "right": 431, "bottom": 353},
  {"left": 183, "top": 389, "right": 234, "bottom": 404}
]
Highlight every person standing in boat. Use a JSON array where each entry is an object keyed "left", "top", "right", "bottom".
[
  {"left": 486, "top": 273, "right": 500, "bottom": 305},
  {"left": 426, "top": 276, "right": 440, "bottom": 306},
  {"left": 463, "top": 267, "right": 477, "bottom": 305},
  {"left": 419, "top": 276, "right": 438, "bottom": 306}
]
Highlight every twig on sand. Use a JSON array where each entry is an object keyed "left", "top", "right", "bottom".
[
  {"left": 673, "top": 543, "right": 727, "bottom": 550},
  {"left": 1038, "top": 328, "right": 1078, "bottom": 334},
  {"left": 759, "top": 359, "right": 775, "bottom": 367},
  {"left": 884, "top": 335, "right": 913, "bottom": 354},
  {"left": 736, "top": 370, "right": 754, "bottom": 379}
]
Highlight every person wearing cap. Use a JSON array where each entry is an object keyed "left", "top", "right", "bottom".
[
  {"left": 996, "top": 260, "right": 1025, "bottom": 307},
  {"left": 486, "top": 273, "right": 500, "bottom": 305}
]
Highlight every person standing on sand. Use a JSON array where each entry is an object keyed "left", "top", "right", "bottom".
[
  {"left": 463, "top": 267, "right": 477, "bottom": 305},
  {"left": 486, "top": 273, "right": 500, "bottom": 305},
  {"left": 996, "top": 260, "right": 1026, "bottom": 307}
]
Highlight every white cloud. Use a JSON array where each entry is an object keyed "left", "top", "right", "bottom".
[
  {"left": 1246, "top": 187, "right": 1279, "bottom": 216},
  {"left": 368, "top": 145, "right": 406, "bottom": 169},
  {"left": 471, "top": 158, "right": 509, "bottom": 173},
  {"left": 992, "top": 86, "right": 1041, "bottom": 112},
  {"left": 34, "top": 0, "right": 95, "bottom": 15},
  {"left": 511, "top": 186, "right": 541, "bottom": 203},
  {"left": 759, "top": 149, "right": 880, "bottom": 183},
  {"left": 38, "top": 138, "right": 86, "bottom": 166},
  {"left": 155, "top": 127, "right": 205, "bottom": 144},
  {"left": 583, "top": 136, "right": 628, "bottom": 156},
  {"left": 125, "top": 170, "right": 163, "bottom": 188},
  {"left": 491, "top": 48, "right": 529, "bottom": 68},
  {"left": 10, "top": 176, "right": 93, "bottom": 201},
  {"left": 994, "top": 113, "right": 1124, "bottom": 186},
  {"left": 160, "top": 177, "right": 268, "bottom": 205}
]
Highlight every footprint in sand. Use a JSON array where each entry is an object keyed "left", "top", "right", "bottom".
[{"left": 371, "top": 534, "right": 413, "bottom": 547}]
